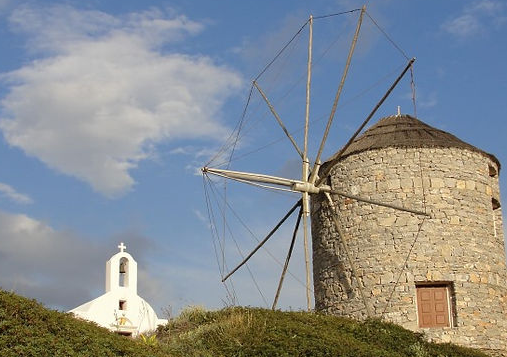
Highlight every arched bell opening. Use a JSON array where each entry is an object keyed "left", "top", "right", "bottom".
[{"left": 119, "top": 257, "right": 129, "bottom": 287}]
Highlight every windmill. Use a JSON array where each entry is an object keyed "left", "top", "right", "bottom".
[{"left": 202, "top": 5, "right": 429, "bottom": 313}]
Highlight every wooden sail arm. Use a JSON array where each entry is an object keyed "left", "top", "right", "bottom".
[
  {"left": 253, "top": 81, "right": 304, "bottom": 159},
  {"left": 221, "top": 199, "right": 303, "bottom": 282},
  {"left": 309, "top": 5, "right": 366, "bottom": 183},
  {"left": 202, "top": 167, "right": 330, "bottom": 194},
  {"left": 272, "top": 206, "right": 303, "bottom": 310},
  {"left": 330, "top": 189, "right": 430, "bottom": 217},
  {"left": 302, "top": 14, "right": 314, "bottom": 311},
  {"left": 315, "top": 57, "right": 416, "bottom": 187},
  {"left": 203, "top": 167, "right": 429, "bottom": 216}
]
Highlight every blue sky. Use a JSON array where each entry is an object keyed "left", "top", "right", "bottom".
[{"left": 0, "top": 0, "right": 506, "bottom": 315}]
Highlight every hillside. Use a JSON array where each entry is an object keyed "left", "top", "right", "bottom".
[
  {"left": 157, "top": 306, "right": 489, "bottom": 357},
  {"left": 0, "top": 289, "right": 169, "bottom": 357},
  {"left": 0, "top": 289, "right": 490, "bottom": 357}
]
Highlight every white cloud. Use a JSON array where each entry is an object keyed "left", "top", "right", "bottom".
[
  {"left": 0, "top": 5, "right": 242, "bottom": 197},
  {"left": 169, "top": 147, "right": 190, "bottom": 155},
  {"left": 193, "top": 208, "right": 208, "bottom": 224},
  {"left": 0, "top": 182, "right": 33, "bottom": 204},
  {"left": 442, "top": 0, "right": 505, "bottom": 39},
  {"left": 471, "top": 0, "right": 503, "bottom": 14},
  {"left": 443, "top": 14, "right": 481, "bottom": 38}
]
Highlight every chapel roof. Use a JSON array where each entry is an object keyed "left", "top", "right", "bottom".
[{"left": 322, "top": 114, "right": 500, "bottom": 171}]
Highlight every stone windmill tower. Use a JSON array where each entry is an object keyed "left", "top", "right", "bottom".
[{"left": 311, "top": 114, "right": 507, "bottom": 353}]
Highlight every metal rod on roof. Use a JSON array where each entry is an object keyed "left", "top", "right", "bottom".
[{"left": 316, "top": 57, "right": 416, "bottom": 187}]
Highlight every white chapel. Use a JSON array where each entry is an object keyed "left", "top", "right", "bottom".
[{"left": 69, "top": 243, "right": 167, "bottom": 336}]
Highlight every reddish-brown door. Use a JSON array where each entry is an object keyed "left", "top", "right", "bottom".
[{"left": 416, "top": 286, "right": 450, "bottom": 328}]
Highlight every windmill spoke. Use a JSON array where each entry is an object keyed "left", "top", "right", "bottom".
[
  {"left": 205, "top": 171, "right": 297, "bottom": 194},
  {"left": 302, "top": 209, "right": 312, "bottom": 311},
  {"left": 303, "top": 14, "right": 313, "bottom": 172},
  {"left": 309, "top": 5, "right": 366, "bottom": 184},
  {"left": 202, "top": 167, "right": 331, "bottom": 195},
  {"left": 330, "top": 189, "right": 430, "bottom": 216},
  {"left": 203, "top": 167, "right": 301, "bottom": 188},
  {"left": 222, "top": 199, "right": 303, "bottom": 282},
  {"left": 253, "top": 81, "right": 304, "bottom": 159},
  {"left": 272, "top": 206, "right": 303, "bottom": 310},
  {"left": 316, "top": 57, "right": 416, "bottom": 186}
]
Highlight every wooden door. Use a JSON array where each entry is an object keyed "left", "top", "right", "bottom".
[{"left": 416, "top": 286, "right": 450, "bottom": 328}]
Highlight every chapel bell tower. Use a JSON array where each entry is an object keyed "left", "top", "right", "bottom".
[{"left": 105, "top": 242, "right": 138, "bottom": 294}]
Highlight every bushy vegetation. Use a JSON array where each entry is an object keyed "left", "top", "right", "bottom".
[
  {"left": 0, "top": 289, "right": 490, "bottom": 357},
  {"left": 157, "top": 306, "right": 489, "bottom": 357},
  {"left": 0, "top": 289, "right": 169, "bottom": 357}
]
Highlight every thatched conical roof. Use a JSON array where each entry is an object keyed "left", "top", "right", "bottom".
[{"left": 322, "top": 114, "right": 500, "bottom": 171}]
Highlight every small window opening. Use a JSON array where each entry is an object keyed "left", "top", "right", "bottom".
[
  {"left": 492, "top": 197, "right": 501, "bottom": 210},
  {"left": 416, "top": 283, "right": 454, "bottom": 328},
  {"left": 116, "top": 331, "right": 132, "bottom": 337},
  {"left": 489, "top": 164, "right": 498, "bottom": 177},
  {"left": 119, "top": 300, "right": 127, "bottom": 310}
]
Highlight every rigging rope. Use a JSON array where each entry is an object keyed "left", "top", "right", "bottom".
[
  {"left": 232, "top": 14, "right": 361, "bottom": 160},
  {"left": 210, "top": 10, "right": 410, "bottom": 169},
  {"left": 237, "top": 24, "right": 305, "bottom": 147},
  {"left": 410, "top": 65, "right": 418, "bottom": 118},
  {"left": 365, "top": 11, "right": 409, "bottom": 60},
  {"left": 205, "top": 173, "right": 314, "bottom": 293},
  {"left": 380, "top": 216, "right": 427, "bottom": 317},
  {"left": 255, "top": 21, "right": 309, "bottom": 82},
  {"left": 313, "top": 9, "right": 362, "bottom": 20},
  {"left": 211, "top": 62, "right": 407, "bottom": 169},
  {"left": 216, "top": 9, "right": 361, "bottom": 163},
  {"left": 211, "top": 10, "right": 412, "bottom": 169},
  {"left": 203, "top": 175, "right": 238, "bottom": 304},
  {"left": 381, "top": 149, "right": 429, "bottom": 317},
  {"left": 206, "top": 84, "right": 254, "bottom": 167},
  {"left": 205, "top": 174, "right": 270, "bottom": 307}
]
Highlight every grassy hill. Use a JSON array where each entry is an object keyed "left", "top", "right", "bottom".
[
  {"left": 157, "top": 306, "right": 489, "bottom": 357},
  {"left": 0, "top": 289, "right": 490, "bottom": 357},
  {"left": 0, "top": 289, "right": 169, "bottom": 357}
]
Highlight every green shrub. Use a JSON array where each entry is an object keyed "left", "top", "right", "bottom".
[
  {"left": 157, "top": 307, "right": 489, "bottom": 357},
  {"left": 0, "top": 289, "right": 169, "bottom": 357}
]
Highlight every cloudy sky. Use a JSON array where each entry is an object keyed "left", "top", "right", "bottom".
[{"left": 0, "top": 0, "right": 506, "bottom": 315}]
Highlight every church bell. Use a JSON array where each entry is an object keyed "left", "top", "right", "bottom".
[{"left": 119, "top": 261, "right": 126, "bottom": 274}]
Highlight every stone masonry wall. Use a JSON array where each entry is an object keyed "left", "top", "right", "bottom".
[{"left": 311, "top": 147, "right": 507, "bottom": 353}]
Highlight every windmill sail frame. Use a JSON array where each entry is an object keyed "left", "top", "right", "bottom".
[{"left": 202, "top": 5, "right": 427, "bottom": 313}]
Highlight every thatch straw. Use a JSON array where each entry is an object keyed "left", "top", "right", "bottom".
[{"left": 322, "top": 114, "right": 500, "bottom": 172}]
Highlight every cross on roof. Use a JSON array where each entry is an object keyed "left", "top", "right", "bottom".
[{"left": 118, "top": 242, "right": 126, "bottom": 253}]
